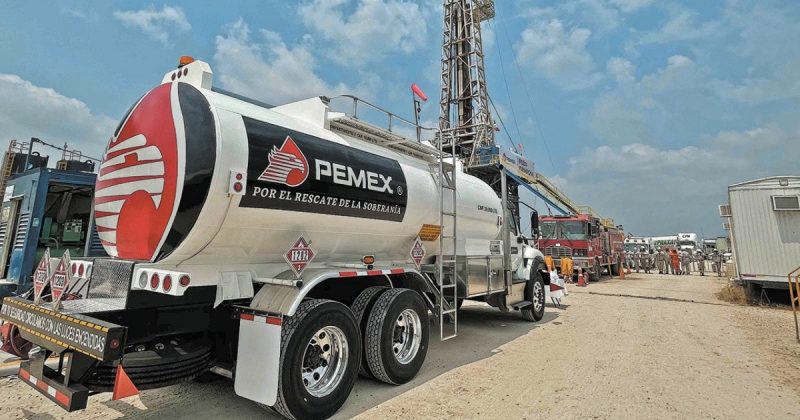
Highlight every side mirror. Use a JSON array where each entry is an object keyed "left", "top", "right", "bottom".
[{"left": 530, "top": 210, "right": 539, "bottom": 238}]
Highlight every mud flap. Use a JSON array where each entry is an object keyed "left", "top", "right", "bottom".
[{"left": 234, "top": 312, "right": 282, "bottom": 406}]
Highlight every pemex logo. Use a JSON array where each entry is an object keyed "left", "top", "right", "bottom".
[
  {"left": 258, "top": 136, "right": 309, "bottom": 187},
  {"left": 94, "top": 83, "right": 178, "bottom": 261}
]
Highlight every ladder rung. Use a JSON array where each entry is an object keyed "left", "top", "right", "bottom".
[
  {"left": 441, "top": 333, "right": 457, "bottom": 341},
  {"left": 442, "top": 308, "right": 457, "bottom": 315},
  {"left": 441, "top": 235, "right": 456, "bottom": 239},
  {"left": 442, "top": 184, "right": 456, "bottom": 190},
  {"left": 440, "top": 283, "right": 457, "bottom": 289},
  {"left": 442, "top": 211, "right": 456, "bottom": 216}
]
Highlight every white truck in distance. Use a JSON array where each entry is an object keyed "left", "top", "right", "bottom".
[{"left": 0, "top": 59, "right": 550, "bottom": 420}]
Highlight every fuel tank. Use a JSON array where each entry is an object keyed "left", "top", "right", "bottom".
[{"left": 94, "top": 60, "right": 501, "bottom": 271}]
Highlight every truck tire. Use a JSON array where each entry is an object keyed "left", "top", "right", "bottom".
[
  {"left": 350, "top": 286, "right": 389, "bottom": 378},
  {"left": 87, "top": 335, "right": 211, "bottom": 391},
  {"left": 521, "top": 267, "right": 546, "bottom": 322},
  {"left": 364, "top": 289, "right": 429, "bottom": 385},
  {"left": 272, "top": 299, "right": 361, "bottom": 420}
]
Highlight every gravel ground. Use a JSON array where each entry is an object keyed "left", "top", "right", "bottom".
[{"left": 1, "top": 272, "right": 799, "bottom": 419}]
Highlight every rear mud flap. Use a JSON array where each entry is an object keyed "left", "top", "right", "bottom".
[{"left": 234, "top": 312, "right": 282, "bottom": 406}]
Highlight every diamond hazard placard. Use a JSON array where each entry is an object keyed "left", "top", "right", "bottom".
[
  {"left": 285, "top": 236, "right": 315, "bottom": 278},
  {"left": 33, "top": 248, "right": 52, "bottom": 304},
  {"left": 49, "top": 250, "right": 72, "bottom": 309},
  {"left": 410, "top": 236, "right": 426, "bottom": 269}
]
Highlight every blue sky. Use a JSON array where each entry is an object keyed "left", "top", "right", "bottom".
[{"left": 1, "top": 0, "right": 798, "bottom": 238}]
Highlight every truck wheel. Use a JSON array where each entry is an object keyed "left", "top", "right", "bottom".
[
  {"left": 272, "top": 299, "right": 360, "bottom": 420},
  {"left": 350, "top": 286, "right": 388, "bottom": 378},
  {"left": 364, "top": 289, "right": 429, "bottom": 385},
  {"left": 521, "top": 267, "right": 546, "bottom": 322}
]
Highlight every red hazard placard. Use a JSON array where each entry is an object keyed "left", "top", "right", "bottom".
[
  {"left": 49, "top": 250, "right": 72, "bottom": 309},
  {"left": 285, "top": 236, "right": 315, "bottom": 278},
  {"left": 33, "top": 248, "right": 52, "bottom": 304},
  {"left": 410, "top": 236, "right": 426, "bottom": 269}
]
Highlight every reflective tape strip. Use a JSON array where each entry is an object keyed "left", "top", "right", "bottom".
[
  {"left": 337, "top": 269, "right": 405, "bottom": 278},
  {"left": 239, "top": 313, "right": 282, "bottom": 326},
  {"left": 18, "top": 368, "right": 71, "bottom": 408}
]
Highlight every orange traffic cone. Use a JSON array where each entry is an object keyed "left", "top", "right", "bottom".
[
  {"left": 577, "top": 271, "right": 586, "bottom": 287},
  {"left": 620, "top": 264, "right": 626, "bottom": 279}
]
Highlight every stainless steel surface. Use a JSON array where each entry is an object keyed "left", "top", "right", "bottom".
[
  {"left": 532, "top": 281, "right": 544, "bottom": 314},
  {"left": 393, "top": 308, "right": 422, "bottom": 365},
  {"left": 87, "top": 259, "right": 134, "bottom": 300},
  {"left": 58, "top": 297, "right": 126, "bottom": 314},
  {"left": 301, "top": 325, "right": 349, "bottom": 398},
  {"left": 544, "top": 246, "right": 573, "bottom": 258},
  {"left": 489, "top": 256, "right": 504, "bottom": 293},
  {"left": 466, "top": 257, "right": 489, "bottom": 297}
]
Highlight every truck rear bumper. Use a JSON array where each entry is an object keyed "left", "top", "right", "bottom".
[
  {"left": 0, "top": 296, "right": 127, "bottom": 411},
  {"left": 0, "top": 297, "right": 126, "bottom": 361}
]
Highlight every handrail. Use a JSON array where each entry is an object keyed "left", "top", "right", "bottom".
[
  {"left": 788, "top": 266, "right": 800, "bottom": 342},
  {"left": 324, "top": 94, "right": 437, "bottom": 142}
]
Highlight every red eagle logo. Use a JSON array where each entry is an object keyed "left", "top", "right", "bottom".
[
  {"left": 94, "top": 83, "right": 178, "bottom": 261},
  {"left": 258, "top": 136, "right": 309, "bottom": 187}
]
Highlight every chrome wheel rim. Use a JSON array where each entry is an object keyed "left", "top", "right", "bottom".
[
  {"left": 301, "top": 326, "right": 348, "bottom": 397},
  {"left": 392, "top": 309, "right": 422, "bottom": 364},
  {"left": 533, "top": 281, "right": 544, "bottom": 313}
]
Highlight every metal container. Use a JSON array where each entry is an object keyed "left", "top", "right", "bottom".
[
  {"left": 727, "top": 176, "right": 800, "bottom": 287},
  {"left": 94, "top": 60, "right": 503, "bottom": 285}
]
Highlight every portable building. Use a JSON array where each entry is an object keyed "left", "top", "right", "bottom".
[{"left": 723, "top": 176, "right": 800, "bottom": 290}]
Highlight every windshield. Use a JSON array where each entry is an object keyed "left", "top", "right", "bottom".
[
  {"left": 540, "top": 222, "right": 556, "bottom": 239},
  {"left": 560, "top": 221, "right": 587, "bottom": 240},
  {"left": 679, "top": 240, "right": 695, "bottom": 246}
]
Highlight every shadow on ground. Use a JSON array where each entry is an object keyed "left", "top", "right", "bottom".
[{"left": 82, "top": 303, "right": 561, "bottom": 420}]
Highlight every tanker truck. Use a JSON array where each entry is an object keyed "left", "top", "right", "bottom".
[{"left": 0, "top": 58, "right": 549, "bottom": 419}]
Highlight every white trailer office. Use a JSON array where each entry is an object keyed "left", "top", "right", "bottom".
[{"left": 722, "top": 176, "right": 800, "bottom": 291}]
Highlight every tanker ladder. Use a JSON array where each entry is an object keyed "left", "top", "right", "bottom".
[{"left": 435, "top": 131, "right": 459, "bottom": 340}]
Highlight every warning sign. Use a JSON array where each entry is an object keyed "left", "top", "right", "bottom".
[
  {"left": 285, "top": 236, "right": 316, "bottom": 278},
  {"left": 33, "top": 248, "right": 51, "bottom": 304},
  {"left": 410, "top": 236, "right": 426, "bottom": 269},
  {"left": 49, "top": 250, "right": 72, "bottom": 309}
]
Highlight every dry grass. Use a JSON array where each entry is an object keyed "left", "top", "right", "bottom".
[{"left": 716, "top": 283, "right": 748, "bottom": 305}]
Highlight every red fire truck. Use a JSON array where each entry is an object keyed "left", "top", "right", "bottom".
[{"left": 537, "top": 213, "right": 625, "bottom": 281}]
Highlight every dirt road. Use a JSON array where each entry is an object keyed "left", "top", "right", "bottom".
[{"left": 2, "top": 273, "right": 799, "bottom": 419}]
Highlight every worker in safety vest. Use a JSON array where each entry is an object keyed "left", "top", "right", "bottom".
[
  {"left": 680, "top": 251, "right": 692, "bottom": 275},
  {"left": 695, "top": 250, "right": 705, "bottom": 276},
  {"left": 544, "top": 255, "right": 554, "bottom": 272},
  {"left": 560, "top": 257, "right": 573, "bottom": 281},
  {"left": 633, "top": 250, "right": 641, "bottom": 273},
  {"left": 669, "top": 249, "right": 680, "bottom": 275},
  {"left": 711, "top": 250, "right": 723, "bottom": 277}
]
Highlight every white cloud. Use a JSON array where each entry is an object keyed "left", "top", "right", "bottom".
[
  {"left": 516, "top": 19, "right": 602, "bottom": 90},
  {"left": 607, "top": 57, "right": 635, "bottom": 84},
  {"left": 608, "top": 0, "right": 654, "bottom": 13},
  {"left": 213, "top": 19, "right": 379, "bottom": 106},
  {"left": 714, "top": 59, "right": 800, "bottom": 104},
  {"left": 637, "top": 9, "right": 721, "bottom": 45},
  {"left": 298, "top": 0, "right": 429, "bottom": 67},
  {"left": 113, "top": 5, "right": 191, "bottom": 45},
  {"left": 0, "top": 74, "right": 115, "bottom": 158}
]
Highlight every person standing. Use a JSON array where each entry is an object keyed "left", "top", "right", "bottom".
[
  {"left": 712, "top": 250, "right": 723, "bottom": 277},
  {"left": 680, "top": 251, "right": 691, "bottom": 275},
  {"left": 655, "top": 248, "right": 665, "bottom": 274},
  {"left": 695, "top": 250, "right": 705, "bottom": 276},
  {"left": 634, "top": 250, "right": 642, "bottom": 273},
  {"left": 644, "top": 250, "right": 652, "bottom": 274},
  {"left": 669, "top": 249, "right": 680, "bottom": 275}
]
